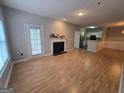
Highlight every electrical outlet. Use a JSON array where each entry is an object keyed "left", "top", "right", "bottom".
[{"left": 20, "top": 53, "right": 23, "bottom": 56}]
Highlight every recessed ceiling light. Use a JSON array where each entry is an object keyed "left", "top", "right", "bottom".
[
  {"left": 87, "top": 26, "right": 96, "bottom": 29},
  {"left": 76, "top": 10, "right": 85, "bottom": 16},
  {"left": 78, "top": 12, "right": 84, "bottom": 16},
  {"left": 62, "top": 18, "right": 67, "bottom": 21}
]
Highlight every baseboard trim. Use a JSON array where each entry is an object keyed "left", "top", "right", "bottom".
[
  {"left": 66, "top": 48, "right": 74, "bottom": 52},
  {"left": 119, "top": 63, "right": 124, "bottom": 93},
  {"left": 4, "top": 62, "right": 14, "bottom": 88},
  {"left": 13, "top": 49, "right": 74, "bottom": 64},
  {"left": 13, "top": 58, "right": 30, "bottom": 63},
  {"left": 14, "top": 54, "right": 51, "bottom": 63},
  {"left": 43, "top": 54, "right": 51, "bottom": 56}
]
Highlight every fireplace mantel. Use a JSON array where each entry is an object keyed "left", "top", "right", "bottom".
[{"left": 51, "top": 39, "right": 66, "bottom": 54}]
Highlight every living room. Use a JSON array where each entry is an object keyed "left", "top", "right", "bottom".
[{"left": 0, "top": 0, "right": 124, "bottom": 93}]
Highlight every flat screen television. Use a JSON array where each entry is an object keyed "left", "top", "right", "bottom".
[{"left": 90, "top": 35, "right": 96, "bottom": 40}]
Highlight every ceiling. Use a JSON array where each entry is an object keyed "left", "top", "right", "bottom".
[{"left": 1, "top": 0, "right": 124, "bottom": 26}]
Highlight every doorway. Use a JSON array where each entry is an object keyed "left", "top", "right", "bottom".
[
  {"left": 25, "top": 24, "right": 44, "bottom": 58},
  {"left": 29, "top": 27, "right": 42, "bottom": 55}
]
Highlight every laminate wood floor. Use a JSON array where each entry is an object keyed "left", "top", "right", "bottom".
[{"left": 9, "top": 48, "right": 124, "bottom": 93}]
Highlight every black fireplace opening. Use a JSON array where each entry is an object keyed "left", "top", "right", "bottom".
[{"left": 53, "top": 42, "right": 66, "bottom": 55}]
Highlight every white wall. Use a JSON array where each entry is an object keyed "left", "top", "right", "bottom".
[{"left": 3, "top": 7, "right": 80, "bottom": 61}]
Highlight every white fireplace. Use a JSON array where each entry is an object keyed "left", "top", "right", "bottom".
[{"left": 51, "top": 39, "right": 66, "bottom": 54}]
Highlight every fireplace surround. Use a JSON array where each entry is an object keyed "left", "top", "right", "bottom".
[{"left": 51, "top": 39, "right": 66, "bottom": 55}]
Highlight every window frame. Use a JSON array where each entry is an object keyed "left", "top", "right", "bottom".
[
  {"left": 0, "top": 18, "right": 9, "bottom": 77},
  {"left": 29, "top": 27, "right": 42, "bottom": 56},
  {"left": 24, "top": 24, "right": 44, "bottom": 58}
]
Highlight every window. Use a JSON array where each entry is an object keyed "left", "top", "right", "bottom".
[
  {"left": 29, "top": 28, "right": 42, "bottom": 55},
  {"left": 0, "top": 20, "right": 8, "bottom": 71}
]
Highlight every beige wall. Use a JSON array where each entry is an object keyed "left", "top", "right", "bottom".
[
  {"left": 106, "top": 27, "right": 124, "bottom": 41},
  {"left": 97, "top": 26, "right": 124, "bottom": 51},
  {"left": 3, "top": 7, "right": 80, "bottom": 61},
  {"left": 96, "top": 27, "right": 106, "bottom": 51},
  {"left": 105, "top": 26, "right": 124, "bottom": 50}
]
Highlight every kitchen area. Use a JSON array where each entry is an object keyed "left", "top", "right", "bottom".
[{"left": 74, "top": 26, "right": 103, "bottom": 52}]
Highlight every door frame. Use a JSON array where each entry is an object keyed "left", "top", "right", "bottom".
[
  {"left": 24, "top": 24, "right": 44, "bottom": 58},
  {"left": 74, "top": 31, "right": 80, "bottom": 48}
]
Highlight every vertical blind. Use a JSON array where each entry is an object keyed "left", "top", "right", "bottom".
[{"left": 0, "top": 20, "right": 8, "bottom": 71}]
